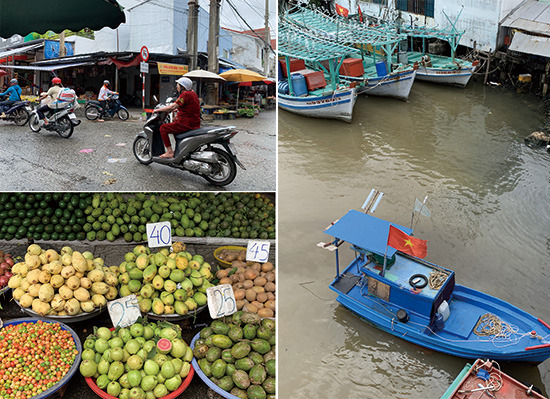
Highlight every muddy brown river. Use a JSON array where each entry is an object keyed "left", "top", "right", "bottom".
[{"left": 278, "top": 80, "right": 550, "bottom": 398}]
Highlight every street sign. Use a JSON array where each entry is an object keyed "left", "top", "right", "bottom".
[
  {"left": 140, "top": 62, "right": 149, "bottom": 74},
  {"left": 140, "top": 45, "right": 149, "bottom": 62}
]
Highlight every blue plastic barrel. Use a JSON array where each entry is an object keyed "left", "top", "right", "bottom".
[
  {"left": 278, "top": 60, "right": 284, "bottom": 81},
  {"left": 375, "top": 61, "right": 388, "bottom": 77},
  {"left": 278, "top": 80, "right": 289, "bottom": 95},
  {"left": 290, "top": 73, "right": 308, "bottom": 96}
]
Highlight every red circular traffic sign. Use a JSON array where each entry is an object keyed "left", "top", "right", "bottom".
[{"left": 140, "top": 46, "right": 149, "bottom": 62}]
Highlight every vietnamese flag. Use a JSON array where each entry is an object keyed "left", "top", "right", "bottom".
[
  {"left": 387, "top": 225, "right": 428, "bottom": 258},
  {"left": 358, "top": 4, "right": 363, "bottom": 22},
  {"left": 335, "top": 4, "right": 349, "bottom": 17}
]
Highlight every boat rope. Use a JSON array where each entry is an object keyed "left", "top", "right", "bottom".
[
  {"left": 473, "top": 313, "right": 518, "bottom": 339},
  {"left": 428, "top": 270, "right": 448, "bottom": 290}
]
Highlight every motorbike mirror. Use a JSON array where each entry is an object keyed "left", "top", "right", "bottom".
[{"left": 153, "top": 95, "right": 158, "bottom": 103}]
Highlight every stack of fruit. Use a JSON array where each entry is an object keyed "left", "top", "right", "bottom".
[
  {"left": 118, "top": 243, "right": 215, "bottom": 317},
  {"left": 8, "top": 244, "right": 118, "bottom": 317},
  {"left": 79, "top": 321, "right": 193, "bottom": 399},
  {"left": 192, "top": 312, "right": 276, "bottom": 399},
  {"left": 0, "top": 250, "right": 15, "bottom": 291}
]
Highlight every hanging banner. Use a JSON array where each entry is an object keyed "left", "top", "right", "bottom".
[{"left": 158, "top": 62, "right": 188, "bottom": 75}]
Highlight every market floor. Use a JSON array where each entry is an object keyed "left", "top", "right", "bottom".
[
  {"left": 0, "top": 108, "right": 276, "bottom": 191},
  {"left": 0, "top": 238, "right": 276, "bottom": 399}
]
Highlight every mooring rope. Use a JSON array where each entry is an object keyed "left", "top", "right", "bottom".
[{"left": 428, "top": 270, "right": 448, "bottom": 290}]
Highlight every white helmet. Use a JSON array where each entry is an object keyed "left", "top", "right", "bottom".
[{"left": 176, "top": 77, "right": 192, "bottom": 91}]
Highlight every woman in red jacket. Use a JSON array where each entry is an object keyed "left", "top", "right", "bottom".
[{"left": 153, "top": 76, "right": 200, "bottom": 158}]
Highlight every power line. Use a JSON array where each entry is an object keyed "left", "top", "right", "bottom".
[{"left": 224, "top": 0, "right": 275, "bottom": 53}]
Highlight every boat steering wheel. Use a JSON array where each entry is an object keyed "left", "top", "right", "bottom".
[{"left": 409, "top": 274, "right": 428, "bottom": 289}]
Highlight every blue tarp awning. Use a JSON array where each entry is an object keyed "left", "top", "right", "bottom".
[{"left": 324, "top": 210, "right": 412, "bottom": 257}]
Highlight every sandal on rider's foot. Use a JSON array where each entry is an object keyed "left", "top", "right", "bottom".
[
  {"left": 159, "top": 152, "right": 174, "bottom": 159},
  {"left": 98, "top": 119, "right": 105, "bottom": 122}
]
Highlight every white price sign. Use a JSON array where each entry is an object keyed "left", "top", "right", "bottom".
[
  {"left": 146, "top": 221, "right": 172, "bottom": 248},
  {"left": 140, "top": 62, "right": 149, "bottom": 74},
  {"left": 246, "top": 240, "right": 270, "bottom": 263},
  {"left": 206, "top": 284, "right": 237, "bottom": 319},
  {"left": 108, "top": 295, "right": 141, "bottom": 328}
]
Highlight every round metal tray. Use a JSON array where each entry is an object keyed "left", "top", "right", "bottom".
[
  {"left": 190, "top": 332, "right": 242, "bottom": 399},
  {"left": 14, "top": 298, "right": 106, "bottom": 323},
  {"left": 1, "top": 317, "right": 82, "bottom": 399},
  {"left": 0, "top": 286, "right": 10, "bottom": 296},
  {"left": 146, "top": 304, "right": 207, "bottom": 321}
]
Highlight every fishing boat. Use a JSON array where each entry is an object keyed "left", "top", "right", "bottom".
[
  {"left": 364, "top": 8, "right": 478, "bottom": 87},
  {"left": 278, "top": 23, "right": 358, "bottom": 123},
  {"left": 321, "top": 207, "right": 550, "bottom": 363},
  {"left": 285, "top": 8, "right": 417, "bottom": 100},
  {"left": 441, "top": 359, "right": 548, "bottom": 398}
]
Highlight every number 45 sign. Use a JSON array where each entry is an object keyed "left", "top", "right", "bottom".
[{"left": 246, "top": 240, "right": 270, "bottom": 263}]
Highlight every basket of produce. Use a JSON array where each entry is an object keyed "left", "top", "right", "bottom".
[
  {"left": 117, "top": 245, "right": 214, "bottom": 321},
  {"left": 8, "top": 244, "right": 118, "bottom": 320},
  {"left": 0, "top": 318, "right": 82, "bottom": 399},
  {"left": 213, "top": 246, "right": 247, "bottom": 269},
  {"left": 191, "top": 311, "right": 276, "bottom": 399},
  {"left": 81, "top": 320, "right": 194, "bottom": 399},
  {"left": 214, "top": 260, "right": 275, "bottom": 318},
  {"left": 0, "top": 251, "right": 15, "bottom": 295}
]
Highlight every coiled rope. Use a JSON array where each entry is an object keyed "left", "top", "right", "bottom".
[{"left": 428, "top": 270, "right": 448, "bottom": 290}]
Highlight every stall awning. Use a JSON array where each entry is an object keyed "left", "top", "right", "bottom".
[
  {"left": 0, "top": 61, "right": 94, "bottom": 71},
  {"left": 324, "top": 210, "right": 412, "bottom": 257},
  {"left": 0, "top": 42, "right": 44, "bottom": 60},
  {"left": 509, "top": 31, "right": 550, "bottom": 58}
]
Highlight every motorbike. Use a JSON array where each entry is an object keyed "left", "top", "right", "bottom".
[
  {"left": 0, "top": 95, "right": 30, "bottom": 125},
  {"left": 85, "top": 94, "right": 129, "bottom": 121},
  {"left": 133, "top": 98, "right": 245, "bottom": 186},
  {"left": 28, "top": 89, "right": 81, "bottom": 138}
]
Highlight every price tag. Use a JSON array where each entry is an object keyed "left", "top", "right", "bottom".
[
  {"left": 246, "top": 241, "right": 270, "bottom": 263},
  {"left": 206, "top": 284, "right": 237, "bottom": 319},
  {"left": 146, "top": 221, "right": 172, "bottom": 248},
  {"left": 108, "top": 295, "right": 140, "bottom": 328}
]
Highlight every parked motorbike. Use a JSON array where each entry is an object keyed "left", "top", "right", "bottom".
[
  {"left": 0, "top": 95, "right": 30, "bottom": 125},
  {"left": 133, "top": 98, "right": 244, "bottom": 186},
  {"left": 85, "top": 94, "right": 129, "bottom": 121},
  {"left": 28, "top": 89, "right": 81, "bottom": 138}
]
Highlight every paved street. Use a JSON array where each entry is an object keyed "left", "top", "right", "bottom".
[{"left": 0, "top": 108, "right": 276, "bottom": 191}]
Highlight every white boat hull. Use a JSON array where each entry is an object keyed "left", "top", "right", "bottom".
[
  {"left": 415, "top": 66, "right": 474, "bottom": 87},
  {"left": 278, "top": 88, "right": 357, "bottom": 123},
  {"left": 347, "top": 69, "right": 416, "bottom": 101}
]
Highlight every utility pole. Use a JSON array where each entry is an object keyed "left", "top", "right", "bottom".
[
  {"left": 264, "top": 0, "right": 270, "bottom": 76},
  {"left": 188, "top": 0, "right": 199, "bottom": 71},
  {"left": 59, "top": 30, "right": 66, "bottom": 57},
  {"left": 206, "top": 0, "right": 220, "bottom": 105}
]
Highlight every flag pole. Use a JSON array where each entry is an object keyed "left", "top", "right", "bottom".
[{"left": 382, "top": 224, "right": 391, "bottom": 277}]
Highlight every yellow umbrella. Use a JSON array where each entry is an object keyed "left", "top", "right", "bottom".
[{"left": 219, "top": 69, "right": 266, "bottom": 108}]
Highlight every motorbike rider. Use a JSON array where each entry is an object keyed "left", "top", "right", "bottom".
[
  {"left": 36, "top": 77, "right": 63, "bottom": 126},
  {"left": 98, "top": 80, "right": 117, "bottom": 122},
  {"left": 0, "top": 79, "right": 22, "bottom": 117},
  {"left": 153, "top": 76, "right": 200, "bottom": 159}
]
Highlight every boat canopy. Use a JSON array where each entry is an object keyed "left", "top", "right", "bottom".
[
  {"left": 285, "top": 7, "right": 406, "bottom": 47},
  {"left": 324, "top": 209, "right": 412, "bottom": 258},
  {"left": 278, "top": 22, "right": 355, "bottom": 62}
]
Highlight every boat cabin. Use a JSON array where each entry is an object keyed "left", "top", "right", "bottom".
[{"left": 325, "top": 210, "right": 456, "bottom": 329}]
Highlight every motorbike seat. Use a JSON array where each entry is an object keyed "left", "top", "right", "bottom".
[
  {"left": 174, "top": 127, "right": 217, "bottom": 140},
  {"left": 88, "top": 100, "right": 102, "bottom": 106}
]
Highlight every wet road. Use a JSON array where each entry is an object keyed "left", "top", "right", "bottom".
[{"left": 0, "top": 108, "right": 276, "bottom": 191}]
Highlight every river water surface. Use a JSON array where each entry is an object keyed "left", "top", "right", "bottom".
[{"left": 278, "top": 81, "right": 550, "bottom": 398}]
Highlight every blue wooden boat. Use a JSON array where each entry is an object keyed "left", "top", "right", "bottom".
[{"left": 323, "top": 209, "right": 550, "bottom": 363}]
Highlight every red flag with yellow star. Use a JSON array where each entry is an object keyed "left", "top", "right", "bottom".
[
  {"left": 387, "top": 225, "right": 428, "bottom": 258},
  {"left": 335, "top": 4, "right": 349, "bottom": 17}
]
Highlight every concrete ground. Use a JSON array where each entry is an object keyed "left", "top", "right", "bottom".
[
  {"left": 0, "top": 107, "right": 276, "bottom": 191},
  {"left": 0, "top": 238, "right": 276, "bottom": 399}
]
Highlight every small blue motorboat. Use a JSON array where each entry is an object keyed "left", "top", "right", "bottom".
[{"left": 322, "top": 209, "right": 550, "bottom": 363}]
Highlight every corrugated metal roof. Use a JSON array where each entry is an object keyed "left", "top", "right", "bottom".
[
  {"left": 509, "top": 31, "right": 550, "bottom": 57},
  {"left": 501, "top": 0, "right": 550, "bottom": 36}
]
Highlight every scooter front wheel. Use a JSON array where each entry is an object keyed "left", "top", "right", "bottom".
[
  {"left": 29, "top": 113, "right": 41, "bottom": 132},
  {"left": 133, "top": 136, "right": 153, "bottom": 164},
  {"left": 117, "top": 108, "right": 129, "bottom": 121},
  {"left": 202, "top": 148, "right": 237, "bottom": 186}
]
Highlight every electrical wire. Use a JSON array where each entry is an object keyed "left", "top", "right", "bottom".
[{"left": 225, "top": 0, "right": 275, "bottom": 53}]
